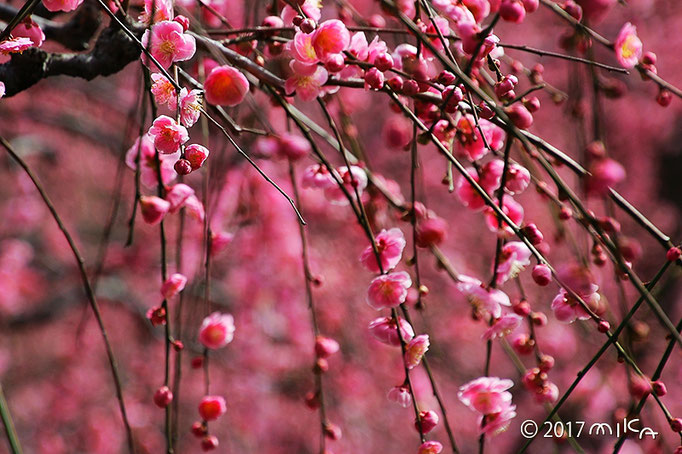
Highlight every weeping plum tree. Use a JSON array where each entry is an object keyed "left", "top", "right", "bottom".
[{"left": 0, "top": 0, "right": 681, "bottom": 452}]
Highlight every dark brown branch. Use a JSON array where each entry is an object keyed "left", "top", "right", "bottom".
[
  {"left": 0, "top": 1, "right": 101, "bottom": 50},
  {"left": 0, "top": 17, "right": 143, "bottom": 97}
]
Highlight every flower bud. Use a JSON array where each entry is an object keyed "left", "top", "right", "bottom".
[
  {"left": 198, "top": 395, "right": 227, "bottom": 421},
  {"left": 416, "top": 217, "right": 447, "bottom": 247},
  {"left": 153, "top": 386, "right": 173, "bottom": 408},
  {"left": 499, "top": 0, "right": 526, "bottom": 23},
  {"left": 505, "top": 103, "right": 534, "bottom": 129},
  {"left": 315, "top": 336, "right": 340, "bottom": 358},
  {"left": 191, "top": 421, "right": 207, "bottom": 437},
  {"left": 415, "top": 410, "right": 439, "bottom": 434},
  {"left": 652, "top": 380, "right": 667, "bottom": 396},
  {"left": 324, "top": 53, "right": 345, "bottom": 73},
  {"left": 532, "top": 264, "right": 552, "bottom": 286},
  {"left": 374, "top": 52, "right": 394, "bottom": 72},
  {"left": 140, "top": 196, "right": 170, "bottom": 225},
  {"left": 173, "top": 15, "right": 190, "bottom": 31},
  {"left": 185, "top": 144, "right": 210, "bottom": 170},
  {"left": 667, "top": 247, "right": 681, "bottom": 262},
  {"left": 200, "top": 435, "right": 219, "bottom": 451}
]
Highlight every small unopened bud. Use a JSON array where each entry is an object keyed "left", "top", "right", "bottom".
[
  {"left": 532, "top": 264, "right": 552, "bottom": 286},
  {"left": 531, "top": 312, "right": 547, "bottom": 327},
  {"left": 153, "top": 386, "right": 173, "bottom": 408},
  {"left": 513, "top": 300, "right": 531, "bottom": 316},
  {"left": 558, "top": 206, "right": 572, "bottom": 221},
  {"left": 315, "top": 336, "right": 340, "bottom": 358},
  {"left": 670, "top": 418, "right": 682, "bottom": 433},
  {"left": 657, "top": 89, "right": 672, "bottom": 107},
  {"left": 522, "top": 223, "right": 544, "bottom": 245},
  {"left": 191, "top": 421, "right": 207, "bottom": 438},
  {"left": 415, "top": 410, "right": 439, "bottom": 434},
  {"left": 313, "top": 358, "right": 329, "bottom": 374},
  {"left": 300, "top": 18, "right": 316, "bottom": 34},
  {"left": 652, "top": 380, "right": 667, "bottom": 396},
  {"left": 539, "top": 355, "right": 554, "bottom": 372},
  {"left": 200, "top": 435, "right": 219, "bottom": 451},
  {"left": 666, "top": 247, "right": 681, "bottom": 262},
  {"left": 597, "top": 320, "right": 610, "bottom": 333},
  {"left": 174, "top": 158, "right": 193, "bottom": 175},
  {"left": 374, "top": 52, "right": 394, "bottom": 72},
  {"left": 323, "top": 422, "right": 342, "bottom": 440}
]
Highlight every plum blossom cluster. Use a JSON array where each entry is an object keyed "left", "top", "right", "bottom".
[
  {"left": 191, "top": 312, "right": 235, "bottom": 451},
  {"left": 357, "top": 228, "right": 444, "bottom": 448}
]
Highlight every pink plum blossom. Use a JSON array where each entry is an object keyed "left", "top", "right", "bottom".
[
  {"left": 184, "top": 194, "right": 205, "bottom": 222},
  {"left": 551, "top": 285, "right": 600, "bottom": 323},
  {"left": 416, "top": 410, "right": 439, "bottom": 433},
  {"left": 125, "top": 134, "right": 178, "bottom": 188},
  {"left": 141, "top": 21, "right": 196, "bottom": 70},
  {"left": 0, "top": 82, "right": 5, "bottom": 98},
  {"left": 455, "top": 168, "right": 488, "bottom": 211},
  {"left": 291, "top": 32, "right": 319, "bottom": 64},
  {"left": 139, "top": 196, "right": 171, "bottom": 225},
  {"left": 165, "top": 183, "right": 194, "bottom": 213},
  {"left": 387, "top": 386, "right": 412, "bottom": 408},
  {"left": 484, "top": 196, "right": 524, "bottom": 235},
  {"left": 151, "top": 73, "right": 177, "bottom": 109},
  {"left": 198, "top": 395, "right": 227, "bottom": 421},
  {"left": 418, "top": 441, "right": 443, "bottom": 454},
  {"left": 185, "top": 144, "right": 210, "bottom": 170},
  {"left": 161, "top": 273, "right": 187, "bottom": 299},
  {"left": 615, "top": 22, "right": 642, "bottom": 68},
  {"left": 13, "top": 19, "right": 45, "bottom": 47},
  {"left": 323, "top": 165, "right": 368, "bottom": 205},
  {"left": 455, "top": 115, "right": 505, "bottom": 160},
  {"left": 360, "top": 228, "right": 406, "bottom": 273},
  {"left": 366, "top": 271, "right": 412, "bottom": 310},
  {"left": 42, "top": 0, "right": 83, "bottom": 12},
  {"left": 301, "top": 164, "right": 335, "bottom": 189},
  {"left": 404, "top": 334, "right": 429, "bottom": 369},
  {"left": 458, "top": 376, "right": 514, "bottom": 414},
  {"left": 148, "top": 115, "right": 189, "bottom": 154},
  {"left": 483, "top": 314, "right": 522, "bottom": 340},
  {"left": 210, "top": 231, "right": 233, "bottom": 256},
  {"left": 179, "top": 88, "right": 202, "bottom": 127},
  {"left": 586, "top": 158, "right": 626, "bottom": 196},
  {"left": 277, "top": 133, "right": 311, "bottom": 161},
  {"left": 368, "top": 316, "right": 414, "bottom": 346},
  {"left": 479, "top": 403, "right": 517, "bottom": 435},
  {"left": 280, "top": 0, "right": 320, "bottom": 25},
  {"left": 314, "top": 336, "right": 340, "bottom": 358},
  {"left": 495, "top": 241, "right": 532, "bottom": 284},
  {"left": 456, "top": 275, "right": 511, "bottom": 318},
  {"left": 199, "top": 312, "right": 235, "bottom": 349},
  {"left": 416, "top": 216, "right": 448, "bottom": 248},
  {"left": 204, "top": 65, "right": 249, "bottom": 106},
  {"left": 312, "top": 20, "right": 350, "bottom": 62},
  {"left": 505, "top": 163, "right": 531, "bottom": 194},
  {"left": 0, "top": 37, "right": 34, "bottom": 55},
  {"left": 285, "top": 61, "right": 329, "bottom": 102},
  {"left": 139, "top": 0, "right": 174, "bottom": 24}
]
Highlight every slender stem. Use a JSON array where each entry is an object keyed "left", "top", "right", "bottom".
[
  {"left": 0, "top": 383, "right": 22, "bottom": 454},
  {"left": 499, "top": 43, "right": 628, "bottom": 73},
  {"left": 0, "top": 136, "right": 135, "bottom": 454},
  {"left": 288, "top": 163, "right": 329, "bottom": 454}
]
